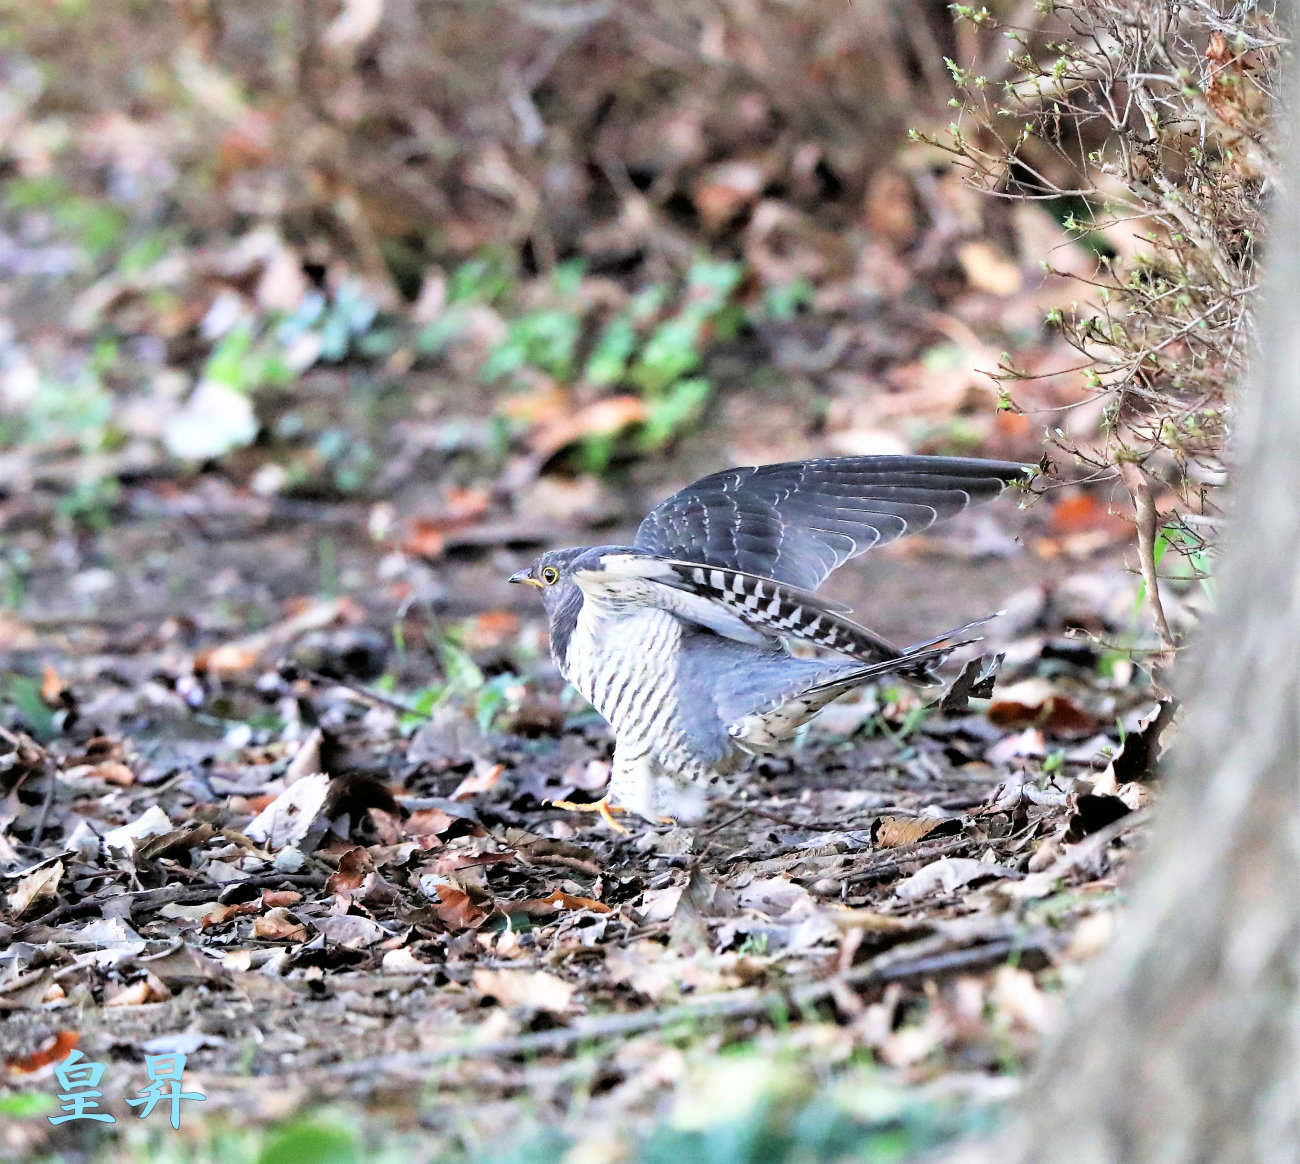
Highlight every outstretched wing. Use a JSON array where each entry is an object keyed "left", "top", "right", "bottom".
[
  {"left": 572, "top": 552, "right": 988, "bottom": 670},
  {"left": 635, "top": 455, "right": 1029, "bottom": 591}
]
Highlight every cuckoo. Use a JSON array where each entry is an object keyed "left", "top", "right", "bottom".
[{"left": 509, "top": 455, "right": 1029, "bottom": 827}]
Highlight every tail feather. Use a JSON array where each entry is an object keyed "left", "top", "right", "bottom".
[{"left": 807, "top": 613, "right": 998, "bottom": 692}]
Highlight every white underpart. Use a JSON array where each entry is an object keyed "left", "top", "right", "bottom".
[{"left": 563, "top": 573, "right": 720, "bottom": 820}]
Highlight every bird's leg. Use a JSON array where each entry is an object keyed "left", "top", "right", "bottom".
[
  {"left": 548, "top": 742, "right": 659, "bottom": 832},
  {"left": 544, "top": 795, "right": 629, "bottom": 833}
]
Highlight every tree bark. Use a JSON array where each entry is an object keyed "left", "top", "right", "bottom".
[{"left": 954, "top": 27, "right": 1300, "bottom": 1164}]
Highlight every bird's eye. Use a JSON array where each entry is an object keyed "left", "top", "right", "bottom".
[{"left": 541, "top": 566, "right": 560, "bottom": 585}]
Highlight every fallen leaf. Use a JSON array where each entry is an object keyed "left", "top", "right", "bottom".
[
  {"left": 104, "top": 806, "right": 173, "bottom": 855},
  {"left": 957, "top": 241, "right": 1022, "bottom": 295},
  {"left": 693, "top": 160, "right": 765, "bottom": 230},
  {"left": 40, "top": 664, "right": 65, "bottom": 707},
  {"left": 894, "top": 856, "right": 1018, "bottom": 901},
  {"left": 988, "top": 678, "right": 1096, "bottom": 734},
  {"left": 450, "top": 761, "right": 504, "bottom": 801},
  {"left": 88, "top": 761, "right": 135, "bottom": 786},
  {"left": 312, "top": 914, "right": 385, "bottom": 948},
  {"left": 7, "top": 861, "right": 63, "bottom": 916},
  {"left": 159, "top": 901, "right": 227, "bottom": 925},
  {"left": 244, "top": 772, "right": 330, "bottom": 850},
  {"left": 1107, "top": 699, "right": 1178, "bottom": 784},
  {"left": 871, "top": 815, "right": 963, "bottom": 849},
  {"left": 502, "top": 889, "right": 612, "bottom": 918},
  {"left": 326, "top": 846, "right": 373, "bottom": 896},
  {"left": 421, "top": 880, "right": 488, "bottom": 931},
  {"left": 253, "top": 908, "right": 308, "bottom": 943},
  {"left": 163, "top": 378, "right": 258, "bottom": 461},
  {"left": 529, "top": 395, "right": 648, "bottom": 460},
  {"left": 106, "top": 972, "right": 170, "bottom": 1007},
  {"left": 405, "top": 807, "right": 458, "bottom": 842},
  {"left": 1063, "top": 792, "right": 1132, "bottom": 842},
  {"left": 5, "top": 1030, "right": 78, "bottom": 1073},
  {"left": 472, "top": 968, "right": 574, "bottom": 1013}
]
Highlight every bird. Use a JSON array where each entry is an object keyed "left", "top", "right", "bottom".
[{"left": 509, "top": 455, "right": 1030, "bottom": 827}]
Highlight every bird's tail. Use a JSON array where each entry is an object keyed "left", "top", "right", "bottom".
[{"left": 804, "top": 613, "right": 998, "bottom": 693}]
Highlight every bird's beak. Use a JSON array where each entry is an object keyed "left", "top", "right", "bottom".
[{"left": 509, "top": 569, "right": 544, "bottom": 589}]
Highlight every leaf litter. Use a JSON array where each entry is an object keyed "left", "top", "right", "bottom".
[{"left": 1, "top": 546, "right": 1167, "bottom": 1156}]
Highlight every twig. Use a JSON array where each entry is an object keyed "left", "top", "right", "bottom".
[
  {"left": 1118, "top": 461, "right": 1177, "bottom": 662},
  {"left": 329, "top": 925, "right": 1055, "bottom": 1078}
]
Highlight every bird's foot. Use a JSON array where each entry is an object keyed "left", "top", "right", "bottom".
[{"left": 545, "top": 795, "right": 630, "bottom": 834}]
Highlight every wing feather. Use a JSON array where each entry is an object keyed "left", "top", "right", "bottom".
[{"left": 635, "top": 455, "right": 1029, "bottom": 590}]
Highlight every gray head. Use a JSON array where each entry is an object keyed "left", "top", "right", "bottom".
[{"left": 508, "top": 545, "right": 639, "bottom": 658}]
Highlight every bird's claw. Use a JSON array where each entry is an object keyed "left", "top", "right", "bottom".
[{"left": 545, "top": 796, "right": 630, "bottom": 834}]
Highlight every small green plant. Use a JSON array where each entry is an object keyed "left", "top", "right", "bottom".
[
  {"left": 433, "top": 254, "right": 747, "bottom": 470},
  {"left": 1135, "top": 521, "right": 1217, "bottom": 611}
]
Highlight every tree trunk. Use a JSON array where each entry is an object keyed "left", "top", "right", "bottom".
[{"left": 956, "top": 30, "right": 1300, "bottom": 1164}]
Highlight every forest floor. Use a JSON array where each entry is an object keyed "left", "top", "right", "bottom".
[{"left": 0, "top": 366, "right": 1175, "bottom": 1161}]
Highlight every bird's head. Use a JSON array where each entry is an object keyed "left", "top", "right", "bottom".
[
  {"left": 508, "top": 545, "right": 642, "bottom": 616},
  {"left": 509, "top": 547, "right": 583, "bottom": 606}
]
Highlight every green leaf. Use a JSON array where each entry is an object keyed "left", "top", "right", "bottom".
[
  {"left": 640, "top": 377, "right": 710, "bottom": 449},
  {"left": 0, "top": 1092, "right": 55, "bottom": 1117},
  {"left": 585, "top": 315, "right": 638, "bottom": 386},
  {"left": 257, "top": 1118, "right": 360, "bottom": 1164}
]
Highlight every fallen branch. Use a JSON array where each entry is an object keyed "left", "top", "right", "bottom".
[{"left": 331, "top": 922, "right": 1056, "bottom": 1079}]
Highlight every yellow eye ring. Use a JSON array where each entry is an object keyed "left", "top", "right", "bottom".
[{"left": 541, "top": 566, "right": 560, "bottom": 585}]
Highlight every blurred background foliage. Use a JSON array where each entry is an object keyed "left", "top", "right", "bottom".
[{"left": 0, "top": 0, "right": 1058, "bottom": 523}]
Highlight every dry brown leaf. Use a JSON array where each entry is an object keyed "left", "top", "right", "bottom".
[
  {"left": 106, "top": 972, "right": 170, "bottom": 1007},
  {"left": 88, "top": 761, "right": 135, "bottom": 786},
  {"left": 423, "top": 881, "right": 488, "bottom": 931},
  {"left": 261, "top": 890, "right": 302, "bottom": 908},
  {"left": 502, "top": 889, "right": 612, "bottom": 918},
  {"left": 693, "top": 160, "right": 765, "bottom": 231},
  {"left": 472, "top": 968, "right": 574, "bottom": 1013},
  {"left": 7, "top": 861, "right": 63, "bottom": 916},
  {"left": 326, "top": 846, "right": 373, "bottom": 896},
  {"left": 313, "top": 914, "right": 384, "bottom": 948},
  {"left": 871, "top": 815, "right": 962, "bottom": 849},
  {"left": 1046, "top": 492, "right": 1131, "bottom": 536},
  {"left": 456, "top": 611, "right": 521, "bottom": 652},
  {"left": 529, "top": 395, "right": 648, "bottom": 460},
  {"left": 5, "top": 1030, "right": 79, "bottom": 1073},
  {"left": 405, "top": 807, "right": 458, "bottom": 842},
  {"left": 40, "top": 664, "right": 65, "bottom": 707},
  {"left": 244, "top": 772, "right": 330, "bottom": 850},
  {"left": 894, "top": 857, "right": 1017, "bottom": 901},
  {"left": 253, "top": 908, "right": 308, "bottom": 943},
  {"left": 988, "top": 679, "right": 1096, "bottom": 735},
  {"left": 450, "top": 761, "right": 504, "bottom": 801}
]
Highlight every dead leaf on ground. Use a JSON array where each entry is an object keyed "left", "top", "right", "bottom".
[
  {"left": 244, "top": 772, "right": 330, "bottom": 850},
  {"left": 988, "top": 678, "right": 1096, "bottom": 735},
  {"left": 7, "top": 860, "right": 64, "bottom": 916},
  {"left": 313, "top": 914, "right": 385, "bottom": 948},
  {"left": 253, "top": 908, "right": 309, "bottom": 942},
  {"left": 502, "top": 888, "right": 611, "bottom": 918},
  {"left": 472, "top": 968, "right": 574, "bottom": 1013},
  {"left": 5, "top": 1030, "right": 80, "bottom": 1073},
  {"left": 422, "top": 879, "right": 488, "bottom": 931},
  {"left": 450, "top": 761, "right": 504, "bottom": 801},
  {"left": 871, "top": 815, "right": 963, "bottom": 849},
  {"left": 894, "top": 857, "right": 1018, "bottom": 901}
]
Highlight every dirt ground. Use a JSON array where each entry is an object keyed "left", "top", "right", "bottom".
[{"left": 0, "top": 415, "right": 1177, "bottom": 1160}]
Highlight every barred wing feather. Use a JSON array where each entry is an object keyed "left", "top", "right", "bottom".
[{"left": 635, "top": 455, "right": 1029, "bottom": 592}]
